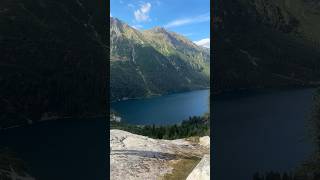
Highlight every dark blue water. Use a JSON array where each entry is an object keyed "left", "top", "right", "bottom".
[
  {"left": 0, "top": 118, "right": 106, "bottom": 180},
  {"left": 213, "top": 88, "right": 316, "bottom": 180},
  {"left": 111, "top": 89, "right": 210, "bottom": 125}
]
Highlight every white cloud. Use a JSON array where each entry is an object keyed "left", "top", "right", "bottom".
[
  {"left": 164, "top": 13, "right": 210, "bottom": 28},
  {"left": 132, "top": 24, "right": 143, "bottom": 30},
  {"left": 194, "top": 38, "right": 210, "bottom": 48},
  {"left": 134, "top": 2, "right": 152, "bottom": 22}
]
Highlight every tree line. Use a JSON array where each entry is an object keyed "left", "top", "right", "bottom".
[
  {"left": 253, "top": 172, "right": 320, "bottom": 180},
  {"left": 110, "top": 114, "right": 210, "bottom": 140}
]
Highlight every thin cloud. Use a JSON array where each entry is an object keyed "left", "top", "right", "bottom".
[
  {"left": 134, "top": 2, "right": 152, "bottom": 22},
  {"left": 194, "top": 38, "right": 210, "bottom": 48},
  {"left": 132, "top": 24, "right": 143, "bottom": 30},
  {"left": 128, "top": 3, "right": 135, "bottom": 9},
  {"left": 164, "top": 13, "right": 209, "bottom": 28},
  {"left": 183, "top": 33, "right": 193, "bottom": 37}
]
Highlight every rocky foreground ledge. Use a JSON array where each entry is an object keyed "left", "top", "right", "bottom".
[{"left": 110, "top": 129, "right": 210, "bottom": 180}]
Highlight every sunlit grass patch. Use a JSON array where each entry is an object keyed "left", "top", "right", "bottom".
[{"left": 162, "top": 156, "right": 200, "bottom": 180}]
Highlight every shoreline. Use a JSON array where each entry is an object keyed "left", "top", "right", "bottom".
[
  {"left": 213, "top": 84, "right": 320, "bottom": 96},
  {"left": 110, "top": 87, "right": 210, "bottom": 103},
  {"left": 0, "top": 114, "right": 106, "bottom": 131},
  {"left": 112, "top": 83, "right": 320, "bottom": 103}
]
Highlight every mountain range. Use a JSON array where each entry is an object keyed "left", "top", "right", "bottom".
[
  {"left": 0, "top": 1, "right": 209, "bottom": 127},
  {"left": 214, "top": 0, "right": 320, "bottom": 93},
  {"left": 0, "top": 0, "right": 106, "bottom": 128},
  {"left": 110, "top": 17, "right": 210, "bottom": 101}
]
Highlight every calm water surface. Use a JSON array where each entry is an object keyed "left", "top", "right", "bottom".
[
  {"left": 2, "top": 88, "right": 313, "bottom": 180},
  {"left": 213, "top": 88, "right": 316, "bottom": 180},
  {"left": 111, "top": 89, "right": 210, "bottom": 125},
  {"left": 0, "top": 118, "right": 106, "bottom": 180}
]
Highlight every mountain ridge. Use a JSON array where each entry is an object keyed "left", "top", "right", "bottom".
[
  {"left": 213, "top": 0, "right": 320, "bottom": 93},
  {"left": 110, "top": 17, "right": 210, "bottom": 101}
]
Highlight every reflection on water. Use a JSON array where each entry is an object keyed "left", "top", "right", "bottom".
[{"left": 0, "top": 118, "right": 106, "bottom": 180}]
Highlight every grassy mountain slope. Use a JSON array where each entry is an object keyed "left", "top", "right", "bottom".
[
  {"left": 110, "top": 17, "right": 210, "bottom": 101},
  {"left": 214, "top": 0, "right": 320, "bottom": 93},
  {"left": 0, "top": 0, "right": 106, "bottom": 128}
]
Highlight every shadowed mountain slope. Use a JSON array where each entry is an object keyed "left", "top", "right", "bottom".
[
  {"left": 0, "top": 0, "right": 107, "bottom": 128},
  {"left": 214, "top": 0, "right": 320, "bottom": 93}
]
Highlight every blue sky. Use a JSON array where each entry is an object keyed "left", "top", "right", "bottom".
[{"left": 110, "top": 0, "right": 210, "bottom": 48}]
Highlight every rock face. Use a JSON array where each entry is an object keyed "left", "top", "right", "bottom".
[
  {"left": 110, "top": 129, "right": 210, "bottom": 180},
  {"left": 199, "top": 136, "right": 210, "bottom": 148},
  {"left": 0, "top": 168, "right": 35, "bottom": 180},
  {"left": 0, "top": 149, "right": 35, "bottom": 180},
  {"left": 186, "top": 155, "right": 210, "bottom": 180}
]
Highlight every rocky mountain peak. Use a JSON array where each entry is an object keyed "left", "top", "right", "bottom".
[{"left": 150, "top": 26, "right": 168, "bottom": 33}]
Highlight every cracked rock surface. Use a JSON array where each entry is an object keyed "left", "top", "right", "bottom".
[{"left": 110, "top": 129, "right": 210, "bottom": 180}]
